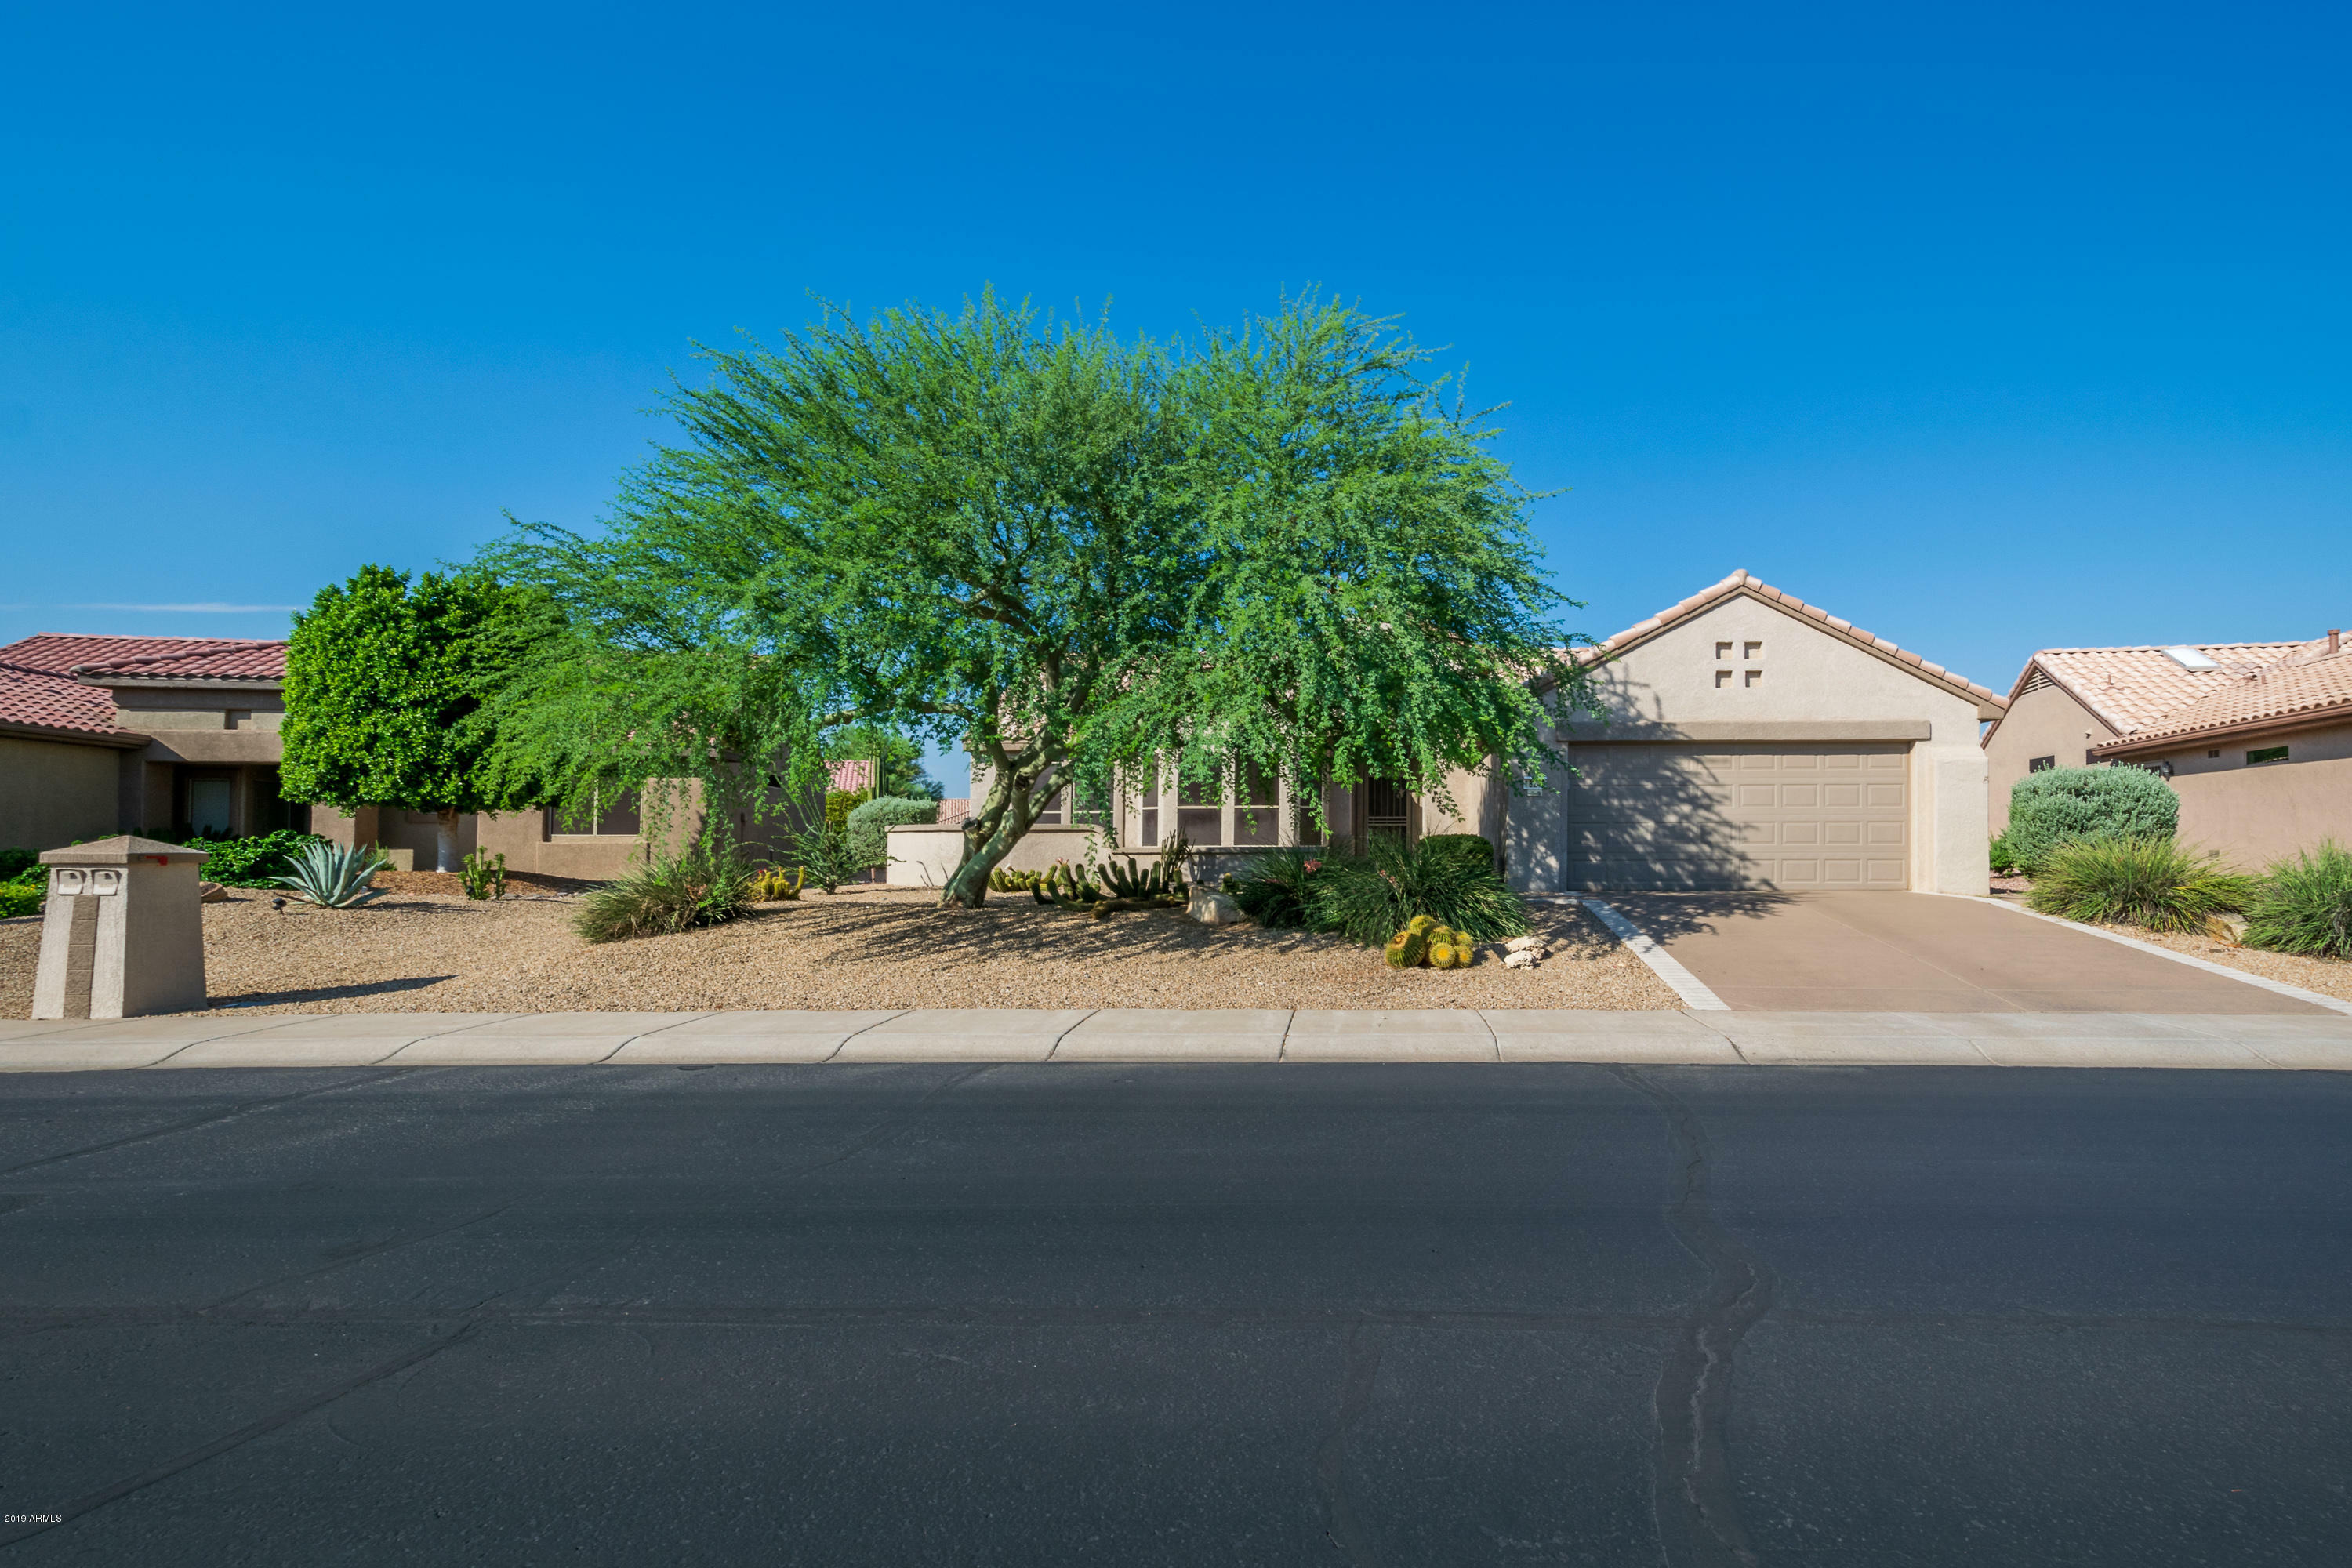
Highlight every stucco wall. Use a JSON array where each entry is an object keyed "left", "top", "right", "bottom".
[
  {"left": 887, "top": 823, "right": 1111, "bottom": 887},
  {"left": 2141, "top": 722, "right": 2352, "bottom": 867},
  {"left": 0, "top": 736, "right": 122, "bottom": 851},
  {"left": 1983, "top": 681, "right": 2115, "bottom": 833},
  {"left": 1548, "top": 593, "right": 1990, "bottom": 894}
]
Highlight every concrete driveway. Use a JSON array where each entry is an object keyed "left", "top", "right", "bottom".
[{"left": 1603, "top": 891, "right": 2331, "bottom": 1014}]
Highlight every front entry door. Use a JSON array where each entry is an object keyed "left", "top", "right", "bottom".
[{"left": 1352, "top": 779, "right": 1412, "bottom": 854}]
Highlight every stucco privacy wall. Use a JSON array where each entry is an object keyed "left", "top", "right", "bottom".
[
  {"left": 2144, "top": 720, "right": 2352, "bottom": 867},
  {"left": 1984, "top": 682, "right": 2116, "bottom": 833},
  {"left": 1510, "top": 593, "right": 1990, "bottom": 895},
  {"left": 0, "top": 736, "right": 122, "bottom": 850}
]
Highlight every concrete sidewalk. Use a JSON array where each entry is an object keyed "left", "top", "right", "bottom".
[{"left": 5, "top": 1008, "right": 2351, "bottom": 1070}]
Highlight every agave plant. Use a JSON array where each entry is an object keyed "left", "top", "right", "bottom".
[{"left": 272, "top": 842, "right": 392, "bottom": 908}]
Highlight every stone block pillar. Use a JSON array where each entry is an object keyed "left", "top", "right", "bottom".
[{"left": 31, "top": 837, "right": 209, "bottom": 1020}]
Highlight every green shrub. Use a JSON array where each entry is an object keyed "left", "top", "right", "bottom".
[
  {"left": 1229, "top": 846, "right": 1326, "bottom": 929},
  {"left": 845, "top": 796, "right": 937, "bottom": 868},
  {"left": 1417, "top": 833, "right": 1495, "bottom": 874},
  {"left": 2025, "top": 836, "right": 2256, "bottom": 931},
  {"left": 0, "top": 848, "right": 36, "bottom": 883},
  {"left": 574, "top": 850, "right": 753, "bottom": 943},
  {"left": 824, "top": 788, "right": 871, "bottom": 831},
  {"left": 187, "top": 830, "right": 328, "bottom": 887},
  {"left": 784, "top": 821, "right": 866, "bottom": 894},
  {"left": 0, "top": 880, "right": 42, "bottom": 918},
  {"left": 2242, "top": 840, "right": 2352, "bottom": 959},
  {"left": 1308, "top": 835, "right": 1530, "bottom": 947},
  {"left": 1988, "top": 832, "right": 2021, "bottom": 877},
  {"left": 2005, "top": 765, "right": 2178, "bottom": 876}
]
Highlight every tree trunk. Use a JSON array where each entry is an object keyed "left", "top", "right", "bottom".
[
  {"left": 938, "top": 757, "right": 1059, "bottom": 909},
  {"left": 435, "top": 808, "right": 461, "bottom": 873}
]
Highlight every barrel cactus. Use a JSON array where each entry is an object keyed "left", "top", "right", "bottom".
[{"left": 1385, "top": 924, "right": 1431, "bottom": 968}]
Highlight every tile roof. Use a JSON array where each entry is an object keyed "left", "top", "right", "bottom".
[
  {"left": 0, "top": 662, "right": 127, "bottom": 739},
  {"left": 2012, "top": 641, "right": 2311, "bottom": 736},
  {"left": 827, "top": 759, "right": 877, "bottom": 793},
  {"left": 1574, "top": 568, "right": 2006, "bottom": 708},
  {"left": 0, "top": 633, "right": 286, "bottom": 683},
  {"left": 2095, "top": 640, "right": 2352, "bottom": 753}
]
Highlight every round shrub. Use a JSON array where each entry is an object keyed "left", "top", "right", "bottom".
[
  {"left": 845, "top": 795, "right": 938, "bottom": 869},
  {"left": 2005, "top": 764, "right": 2178, "bottom": 876},
  {"left": 1418, "top": 833, "right": 1496, "bottom": 875}
]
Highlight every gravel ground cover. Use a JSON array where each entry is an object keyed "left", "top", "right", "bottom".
[{"left": 0, "top": 888, "right": 1677, "bottom": 1016}]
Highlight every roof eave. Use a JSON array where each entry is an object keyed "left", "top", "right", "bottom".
[
  {"left": 2092, "top": 702, "right": 2352, "bottom": 758},
  {"left": 75, "top": 673, "right": 285, "bottom": 691},
  {"left": 0, "top": 719, "right": 151, "bottom": 750}
]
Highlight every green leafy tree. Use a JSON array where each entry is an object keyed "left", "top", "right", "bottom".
[
  {"left": 482, "top": 290, "right": 1584, "bottom": 907},
  {"left": 281, "top": 564, "right": 554, "bottom": 871}
]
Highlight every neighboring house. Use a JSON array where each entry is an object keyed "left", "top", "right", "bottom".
[
  {"left": 1984, "top": 632, "right": 2351, "bottom": 865},
  {"left": 0, "top": 634, "right": 303, "bottom": 851},
  {"left": 894, "top": 570, "right": 2004, "bottom": 895},
  {"left": 0, "top": 630, "right": 755, "bottom": 880}
]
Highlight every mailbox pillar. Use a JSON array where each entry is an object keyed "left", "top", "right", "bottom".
[{"left": 31, "top": 837, "right": 210, "bottom": 1020}]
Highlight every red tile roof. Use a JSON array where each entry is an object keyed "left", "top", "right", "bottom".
[
  {"left": 0, "top": 633, "right": 286, "bottom": 683},
  {"left": 2007, "top": 641, "right": 2311, "bottom": 737},
  {"left": 0, "top": 662, "right": 123, "bottom": 739},
  {"left": 2095, "top": 640, "right": 2352, "bottom": 753},
  {"left": 827, "top": 759, "right": 876, "bottom": 793},
  {"left": 1575, "top": 569, "right": 2006, "bottom": 709}
]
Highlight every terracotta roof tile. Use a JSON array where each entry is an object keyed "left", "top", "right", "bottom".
[
  {"left": 1573, "top": 568, "right": 2005, "bottom": 707},
  {"left": 0, "top": 663, "right": 126, "bottom": 739},
  {"left": 2013, "top": 641, "right": 2311, "bottom": 736},
  {"left": 0, "top": 633, "right": 285, "bottom": 684},
  {"left": 2094, "top": 643, "right": 2352, "bottom": 752}
]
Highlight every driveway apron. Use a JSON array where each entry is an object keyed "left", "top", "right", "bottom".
[{"left": 1605, "top": 891, "right": 2328, "bottom": 1014}]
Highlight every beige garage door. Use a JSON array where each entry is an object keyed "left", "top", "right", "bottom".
[{"left": 1563, "top": 744, "right": 1910, "bottom": 891}]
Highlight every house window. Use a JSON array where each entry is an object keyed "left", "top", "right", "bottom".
[
  {"left": 2206, "top": 750, "right": 2220, "bottom": 760},
  {"left": 2247, "top": 746, "right": 2290, "bottom": 765},
  {"left": 1175, "top": 773, "right": 1222, "bottom": 848},
  {"left": 1140, "top": 772, "right": 1159, "bottom": 847},
  {"left": 547, "top": 790, "right": 641, "bottom": 837},
  {"left": 2028, "top": 756, "right": 2055, "bottom": 772},
  {"left": 1234, "top": 765, "right": 1280, "bottom": 846}
]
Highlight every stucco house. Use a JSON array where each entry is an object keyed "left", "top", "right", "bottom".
[
  {"left": 1984, "top": 630, "right": 2351, "bottom": 866},
  {"left": 0, "top": 635, "right": 306, "bottom": 851},
  {"left": 891, "top": 571, "right": 2005, "bottom": 895},
  {"left": 0, "top": 630, "right": 708, "bottom": 879}
]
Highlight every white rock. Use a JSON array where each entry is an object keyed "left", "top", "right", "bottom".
[
  {"left": 197, "top": 880, "right": 230, "bottom": 904},
  {"left": 1188, "top": 887, "right": 1244, "bottom": 927},
  {"left": 1504, "top": 935, "right": 1544, "bottom": 953},
  {"left": 1504, "top": 949, "right": 1540, "bottom": 970}
]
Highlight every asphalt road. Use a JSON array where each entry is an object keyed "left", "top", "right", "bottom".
[{"left": 2, "top": 1064, "right": 2348, "bottom": 1566}]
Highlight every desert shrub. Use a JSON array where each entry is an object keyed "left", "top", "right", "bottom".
[
  {"left": 2242, "top": 840, "right": 2352, "bottom": 959},
  {"left": 845, "top": 795, "right": 937, "bottom": 868},
  {"left": 2005, "top": 764, "right": 2178, "bottom": 875},
  {"left": 1229, "top": 846, "right": 1326, "bottom": 929},
  {"left": 574, "top": 850, "right": 753, "bottom": 942},
  {"left": 187, "top": 830, "right": 328, "bottom": 887},
  {"left": 1308, "top": 835, "right": 1530, "bottom": 947},
  {"left": 785, "top": 821, "right": 866, "bottom": 894},
  {"left": 1988, "top": 833, "right": 2021, "bottom": 877},
  {"left": 1418, "top": 833, "right": 1495, "bottom": 874},
  {"left": 0, "top": 878, "right": 41, "bottom": 918},
  {"left": 2025, "top": 836, "right": 2256, "bottom": 932},
  {"left": 824, "top": 788, "right": 871, "bottom": 830}
]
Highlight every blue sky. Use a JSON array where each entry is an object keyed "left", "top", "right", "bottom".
[{"left": 5, "top": 2, "right": 2347, "bottom": 795}]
